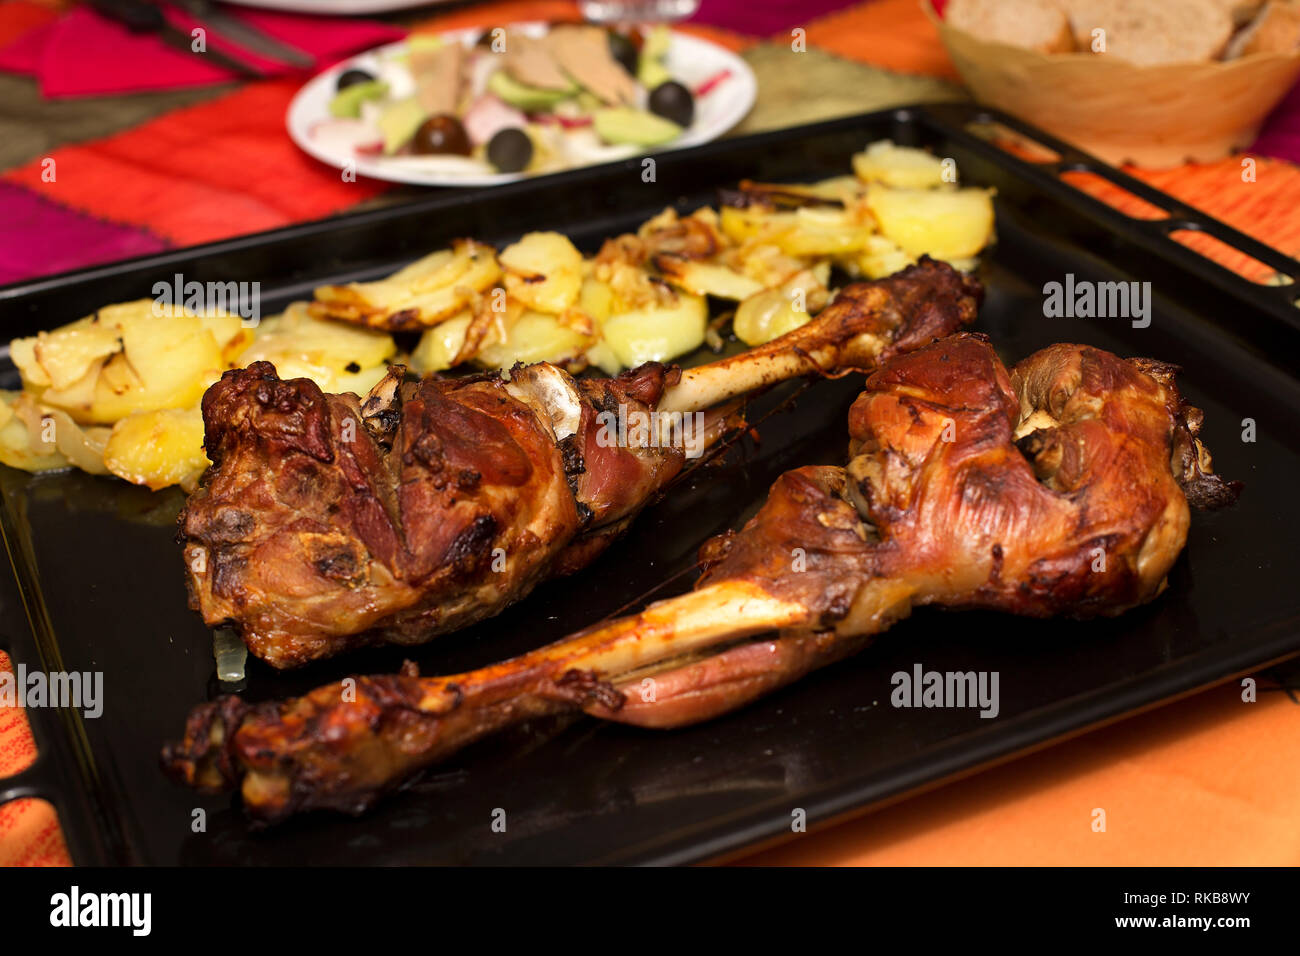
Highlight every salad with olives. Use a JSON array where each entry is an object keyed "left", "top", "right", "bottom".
[{"left": 309, "top": 23, "right": 732, "bottom": 178}]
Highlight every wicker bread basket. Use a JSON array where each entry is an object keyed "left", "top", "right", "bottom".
[{"left": 926, "top": 0, "right": 1300, "bottom": 167}]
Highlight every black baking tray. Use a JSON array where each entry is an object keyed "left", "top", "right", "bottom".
[{"left": 2, "top": 103, "right": 1298, "bottom": 866}]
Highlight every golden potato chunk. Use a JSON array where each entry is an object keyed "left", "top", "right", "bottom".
[
  {"left": 37, "top": 358, "right": 106, "bottom": 421},
  {"left": 28, "top": 323, "right": 120, "bottom": 391},
  {"left": 720, "top": 204, "right": 873, "bottom": 258},
  {"left": 411, "top": 312, "right": 473, "bottom": 373},
  {"left": 578, "top": 276, "right": 615, "bottom": 322},
  {"left": 242, "top": 302, "right": 397, "bottom": 387},
  {"left": 601, "top": 292, "right": 707, "bottom": 368},
  {"left": 476, "top": 311, "right": 590, "bottom": 369},
  {"left": 104, "top": 406, "right": 208, "bottom": 492},
  {"left": 500, "top": 232, "right": 584, "bottom": 315},
  {"left": 311, "top": 240, "right": 500, "bottom": 329},
  {"left": 866, "top": 185, "right": 995, "bottom": 260},
  {"left": 654, "top": 256, "right": 765, "bottom": 300},
  {"left": 844, "top": 235, "right": 917, "bottom": 280},
  {"left": 853, "top": 141, "right": 952, "bottom": 189}
]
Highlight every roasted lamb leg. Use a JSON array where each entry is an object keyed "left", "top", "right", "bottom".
[
  {"left": 163, "top": 333, "right": 1239, "bottom": 821},
  {"left": 180, "top": 259, "right": 980, "bottom": 669}
]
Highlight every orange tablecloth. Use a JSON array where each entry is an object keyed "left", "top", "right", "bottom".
[{"left": 1, "top": 0, "right": 1297, "bottom": 867}]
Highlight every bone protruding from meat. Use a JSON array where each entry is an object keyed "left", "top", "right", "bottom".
[
  {"left": 660, "top": 258, "right": 984, "bottom": 413},
  {"left": 504, "top": 362, "right": 585, "bottom": 440}
]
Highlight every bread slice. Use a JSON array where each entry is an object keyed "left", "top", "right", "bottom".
[
  {"left": 1226, "top": 0, "right": 1300, "bottom": 56},
  {"left": 1062, "top": 0, "right": 1234, "bottom": 63},
  {"left": 945, "top": 0, "right": 1076, "bottom": 54}
]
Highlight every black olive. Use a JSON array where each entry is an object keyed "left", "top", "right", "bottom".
[
  {"left": 648, "top": 81, "right": 694, "bottom": 128},
  {"left": 336, "top": 68, "right": 376, "bottom": 92},
  {"left": 487, "top": 128, "right": 533, "bottom": 173},
  {"left": 413, "top": 115, "right": 472, "bottom": 156},
  {"left": 607, "top": 30, "right": 639, "bottom": 78}
]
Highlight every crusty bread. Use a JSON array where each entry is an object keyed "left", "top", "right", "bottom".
[
  {"left": 1060, "top": 0, "right": 1234, "bottom": 64},
  {"left": 1226, "top": 0, "right": 1300, "bottom": 56},
  {"left": 945, "top": 0, "right": 1076, "bottom": 54}
]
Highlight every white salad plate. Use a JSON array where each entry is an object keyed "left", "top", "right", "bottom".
[{"left": 285, "top": 23, "right": 757, "bottom": 187}]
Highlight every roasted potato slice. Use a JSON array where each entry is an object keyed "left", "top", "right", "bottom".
[
  {"left": 807, "top": 175, "right": 868, "bottom": 203},
  {"left": 865, "top": 184, "right": 995, "bottom": 260},
  {"left": 27, "top": 323, "right": 120, "bottom": 391},
  {"left": 727, "top": 241, "right": 811, "bottom": 290},
  {"left": 719, "top": 203, "right": 872, "bottom": 258},
  {"left": 87, "top": 313, "right": 225, "bottom": 424},
  {"left": 8, "top": 336, "right": 49, "bottom": 388},
  {"left": 414, "top": 283, "right": 604, "bottom": 372},
  {"left": 201, "top": 313, "right": 256, "bottom": 364},
  {"left": 94, "top": 352, "right": 143, "bottom": 407},
  {"left": 337, "top": 365, "right": 397, "bottom": 396},
  {"left": 583, "top": 339, "right": 622, "bottom": 376},
  {"left": 578, "top": 276, "right": 615, "bottom": 322},
  {"left": 719, "top": 204, "right": 798, "bottom": 246},
  {"left": 852, "top": 140, "right": 951, "bottom": 189},
  {"left": 242, "top": 302, "right": 397, "bottom": 383},
  {"left": 500, "top": 231, "right": 584, "bottom": 315},
  {"left": 311, "top": 250, "right": 454, "bottom": 323},
  {"left": 37, "top": 357, "right": 107, "bottom": 421},
  {"left": 601, "top": 291, "right": 707, "bottom": 368},
  {"left": 843, "top": 235, "right": 917, "bottom": 280},
  {"left": 311, "top": 240, "right": 500, "bottom": 329},
  {"left": 411, "top": 312, "right": 474, "bottom": 373},
  {"left": 779, "top": 206, "right": 874, "bottom": 257},
  {"left": 103, "top": 405, "right": 208, "bottom": 492},
  {"left": 158, "top": 304, "right": 253, "bottom": 360},
  {"left": 475, "top": 310, "right": 591, "bottom": 369},
  {"left": 10, "top": 299, "right": 255, "bottom": 426},
  {"left": 592, "top": 256, "right": 674, "bottom": 313},
  {"left": 10, "top": 309, "right": 122, "bottom": 390},
  {"left": 654, "top": 255, "right": 765, "bottom": 301}
]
